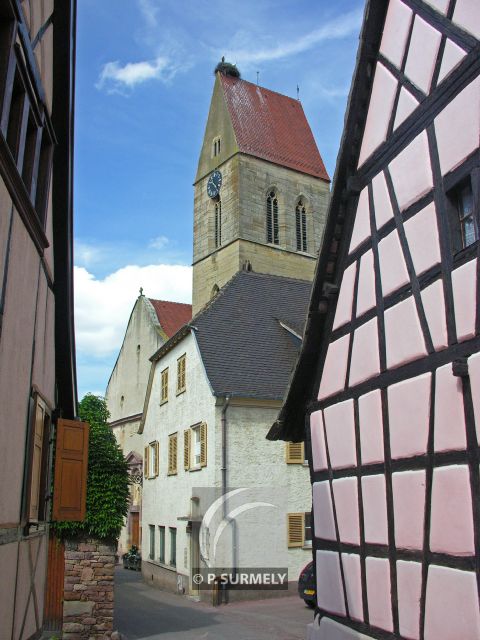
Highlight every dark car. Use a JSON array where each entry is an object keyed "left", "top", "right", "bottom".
[{"left": 298, "top": 561, "right": 316, "bottom": 608}]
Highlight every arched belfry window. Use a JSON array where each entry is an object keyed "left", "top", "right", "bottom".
[
  {"left": 215, "top": 200, "right": 222, "bottom": 248},
  {"left": 296, "top": 199, "right": 307, "bottom": 252},
  {"left": 266, "top": 190, "right": 279, "bottom": 244}
]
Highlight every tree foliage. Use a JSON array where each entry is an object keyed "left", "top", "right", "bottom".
[{"left": 52, "top": 394, "right": 130, "bottom": 541}]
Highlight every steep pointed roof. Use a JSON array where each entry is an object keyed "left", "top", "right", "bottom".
[
  {"left": 219, "top": 73, "right": 330, "bottom": 181},
  {"left": 148, "top": 299, "right": 192, "bottom": 338}
]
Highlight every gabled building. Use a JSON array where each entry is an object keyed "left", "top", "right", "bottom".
[
  {"left": 140, "top": 270, "right": 314, "bottom": 595},
  {"left": 0, "top": 1, "right": 78, "bottom": 636},
  {"left": 106, "top": 293, "right": 191, "bottom": 555},
  {"left": 268, "top": 1, "right": 480, "bottom": 638}
]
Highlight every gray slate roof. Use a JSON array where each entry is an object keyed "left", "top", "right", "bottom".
[{"left": 192, "top": 271, "right": 312, "bottom": 400}]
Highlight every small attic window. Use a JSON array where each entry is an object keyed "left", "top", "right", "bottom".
[
  {"left": 120, "top": 395, "right": 125, "bottom": 407},
  {"left": 213, "top": 136, "right": 221, "bottom": 157},
  {"left": 137, "top": 344, "right": 141, "bottom": 354}
]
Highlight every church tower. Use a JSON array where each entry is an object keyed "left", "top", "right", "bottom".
[{"left": 192, "top": 61, "right": 331, "bottom": 314}]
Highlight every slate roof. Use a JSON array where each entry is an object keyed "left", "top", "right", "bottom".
[
  {"left": 148, "top": 299, "right": 192, "bottom": 338},
  {"left": 190, "top": 271, "right": 312, "bottom": 400},
  {"left": 219, "top": 73, "right": 330, "bottom": 182}
]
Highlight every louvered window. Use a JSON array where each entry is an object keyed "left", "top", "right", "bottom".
[
  {"left": 266, "top": 190, "right": 279, "bottom": 244},
  {"left": 160, "top": 368, "right": 168, "bottom": 404},
  {"left": 177, "top": 354, "right": 186, "bottom": 394},
  {"left": 287, "top": 513, "right": 304, "bottom": 547},
  {"left": 188, "top": 423, "right": 207, "bottom": 469},
  {"left": 215, "top": 200, "right": 222, "bottom": 248},
  {"left": 168, "top": 433, "right": 178, "bottom": 475},
  {"left": 184, "top": 429, "right": 191, "bottom": 470},
  {"left": 296, "top": 200, "right": 307, "bottom": 251},
  {"left": 286, "top": 441, "right": 305, "bottom": 464},
  {"left": 146, "top": 441, "right": 159, "bottom": 478}
]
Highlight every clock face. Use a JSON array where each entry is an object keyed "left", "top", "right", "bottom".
[{"left": 207, "top": 170, "right": 222, "bottom": 198}]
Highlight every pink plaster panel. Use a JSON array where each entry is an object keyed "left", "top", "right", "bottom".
[
  {"left": 388, "top": 373, "right": 431, "bottom": 459},
  {"left": 392, "top": 470, "right": 426, "bottom": 550},
  {"left": 430, "top": 465, "right": 474, "bottom": 555},
  {"left": 341, "top": 553, "right": 363, "bottom": 621},
  {"left": 349, "top": 188, "right": 370, "bottom": 254},
  {"left": 333, "top": 262, "right": 357, "bottom": 330},
  {"left": 397, "top": 560, "right": 422, "bottom": 640},
  {"left": 318, "top": 334, "right": 350, "bottom": 400},
  {"left": 358, "top": 389, "right": 384, "bottom": 464},
  {"left": 403, "top": 202, "right": 441, "bottom": 276},
  {"left": 434, "top": 363, "right": 466, "bottom": 452},
  {"left": 385, "top": 296, "right": 427, "bottom": 369},
  {"left": 438, "top": 39, "right": 467, "bottom": 84},
  {"left": 313, "top": 481, "right": 336, "bottom": 541},
  {"left": 452, "top": 258, "right": 477, "bottom": 343},
  {"left": 452, "top": 0, "right": 480, "bottom": 39},
  {"left": 349, "top": 318, "right": 380, "bottom": 387},
  {"left": 355, "top": 250, "right": 376, "bottom": 317},
  {"left": 316, "top": 550, "right": 346, "bottom": 616},
  {"left": 379, "top": 0, "right": 413, "bottom": 69},
  {"left": 366, "top": 557, "right": 393, "bottom": 632},
  {"left": 467, "top": 352, "right": 480, "bottom": 443},
  {"left": 362, "top": 474, "right": 388, "bottom": 545},
  {"left": 323, "top": 399, "right": 357, "bottom": 469},
  {"left": 404, "top": 16, "right": 442, "bottom": 94},
  {"left": 389, "top": 132, "right": 433, "bottom": 211},
  {"left": 372, "top": 170, "right": 394, "bottom": 229},
  {"left": 393, "top": 87, "right": 419, "bottom": 130},
  {"left": 378, "top": 230, "right": 410, "bottom": 296},
  {"left": 358, "top": 63, "right": 398, "bottom": 166},
  {"left": 332, "top": 477, "right": 360, "bottom": 545},
  {"left": 421, "top": 280, "right": 448, "bottom": 351},
  {"left": 310, "top": 410, "right": 328, "bottom": 472},
  {"left": 424, "top": 565, "right": 480, "bottom": 639},
  {"left": 435, "top": 78, "right": 480, "bottom": 175},
  {"left": 424, "top": 0, "right": 449, "bottom": 13}
]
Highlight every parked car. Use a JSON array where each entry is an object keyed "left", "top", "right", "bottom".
[
  {"left": 298, "top": 561, "right": 315, "bottom": 608},
  {"left": 122, "top": 545, "right": 142, "bottom": 571}
]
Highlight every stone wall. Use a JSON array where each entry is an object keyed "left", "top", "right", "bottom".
[{"left": 63, "top": 538, "right": 116, "bottom": 638}]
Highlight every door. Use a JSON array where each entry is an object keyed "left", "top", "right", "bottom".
[{"left": 131, "top": 512, "right": 140, "bottom": 548}]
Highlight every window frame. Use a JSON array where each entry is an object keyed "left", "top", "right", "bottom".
[
  {"left": 169, "top": 527, "right": 177, "bottom": 567},
  {"left": 158, "top": 525, "right": 165, "bottom": 563},
  {"left": 144, "top": 441, "right": 159, "bottom": 479},
  {"left": 447, "top": 167, "right": 480, "bottom": 255},
  {"left": 295, "top": 199, "right": 307, "bottom": 252},
  {"left": 149, "top": 524, "right": 155, "bottom": 560},
  {"left": 176, "top": 354, "right": 186, "bottom": 395},
  {"left": 266, "top": 189, "right": 279, "bottom": 245},
  {"left": 160, "top": 367, "right": 169, "bottom": 405}
]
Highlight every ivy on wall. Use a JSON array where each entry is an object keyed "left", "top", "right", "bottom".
[{"left": 52, "top": 394, "right": 130, "bottom": 542}]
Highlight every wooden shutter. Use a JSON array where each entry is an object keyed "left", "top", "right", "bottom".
[
  {"left": 161, "top": 368, "right": 168, "bottom": 403},
  {"left": 144, "top": 446, "right": 149, "bottom": 478},
  {"left": 168, "top": 434, "right": 177, "bottom": 475},
  {"left": 52, "top": 419, "right": 89, "bottom": 522},
  {"left": 200, "top": 422, "right": 207, "bottom": 467},
  {"left": 286, "top": 442, "right": 305, "bottom": 464},
  {"left": 29, "top": 398, "right": 47, "bottom": 521},
  {"left": 154, "top": 441, "right": 159, "bottom": 476},
  {"left": 184, "top": 429, "right": 190, "bottom": 470},
  {"left": 287, "top": 513, "right": 304, "bottom": 548}
]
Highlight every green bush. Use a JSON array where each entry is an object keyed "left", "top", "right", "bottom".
[{"left": 52, "top": 394, "right": 130, "bottom": 541}]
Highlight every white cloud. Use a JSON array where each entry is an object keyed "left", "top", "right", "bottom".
[
  {"left": 74, "top": 263, "right": 192, "bottom": 358},
  {"left": 96, "top": 56, "right": 181, "bottom": 92},
  {"left": 138, "top": 0, "right": 159, "bottom": 27},
  {"left": 225, "top": 9, "right": 362, "bottom": 66},
  {"left": 149, "top": 235, "right": 169, "bottom": 250}
]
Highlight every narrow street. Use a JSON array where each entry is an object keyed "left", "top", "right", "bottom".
[{"left": 114, "top": 567, "right": 313, "bottom": 639}]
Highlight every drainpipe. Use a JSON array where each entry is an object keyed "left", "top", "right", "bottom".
[{"left": 221, "top": 395, "right": 231, "bottom": 517}]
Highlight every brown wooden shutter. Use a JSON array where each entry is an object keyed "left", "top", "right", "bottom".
[
  {"left": 287, "top": 513, "right": 304, "bottom": 548},
  {"left": 144, "top": 446, "right": 149, "bottom": 478},
  {"left": 286, "top": 442, "right": 305, "bottom": 464},
  {"left": 168, "top": 434, "right": 177, "bottom": 474},
  {"left": 52, "top": 419, "right": 89, "bottom": 522},
  {"left": 29, "top": 399, "right": 46, "bottom": 521},
  {"left": 184, "top": 429, "right": 190, "bottom": 470},
  {"left": 200, "top": 422, "right": 207, "bottom": 467},
  {"left": 154, "top": 441, "right": 159, "bottom": 476}
]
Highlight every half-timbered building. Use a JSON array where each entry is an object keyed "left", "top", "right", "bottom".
[{"left": 268, "top": 1, "right": 480, "bottom": 638}]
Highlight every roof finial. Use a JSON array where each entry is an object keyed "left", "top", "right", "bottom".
[
  {"left": 139, "top": 287, "right": 144, "bottom": 296},
  {"left": 297, "top": 84, "right": 300, "bottom": 101}
]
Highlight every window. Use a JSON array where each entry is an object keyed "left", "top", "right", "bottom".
[
  {"left": 170, "top": 527, "right": 177, "bottom": 566},
  {"left": 287, "top": 513, "right": 305, "bottom": 547},
  {"left": 285, "top": 441, "right": 305, "bottom": 464},
  {"left": 159, "top": 526, "right": 165, "bottom": 563},
  {"left": 185, "top": 423, "right": 207, "bottom": 470},
  {"left": 266, "top": 190, "right": 279, "bottom": 244},
  {"left": 449, "top": 177, "right": 478, "bottom": 252},
  {"left": 161, "top": 368, "right": 169, "bottom": 404},
  {"left": 296, "top": 199, "right": 307, "bottom": 251},
  {"left": 25, "top": 394, "right": 51, "bottom": 523},
  {"left": 177, "top": 354, "right": 186, "bottom": 394},
  {"left": 144, "top": 441, "right": 159, "bottom": 478},
  {"left": 168, "top": 433, "right": 178, "bottom": 475},
  {"left": 215, "top": 200, "right": 222, "bottom": 248},
  {"left": 212, "top": 136, "right": 221, "bottom": 157},
  {"left": 149, "top": 525, "right": 155, "bottom": 560}
]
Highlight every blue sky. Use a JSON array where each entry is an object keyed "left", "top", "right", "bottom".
[{"left": 74, "top": 0, "right": 364, "bottom": 399}]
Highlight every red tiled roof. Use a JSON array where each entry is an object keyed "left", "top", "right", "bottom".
[
  {"left": 220, "top": 74, "right": 330, "bottom": 182},
  {"left": 148, "top": 299, "right": 192, "bottom": 338}
]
